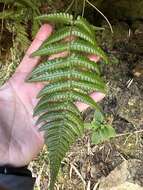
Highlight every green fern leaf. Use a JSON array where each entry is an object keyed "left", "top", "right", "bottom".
[
  {"left": 32, "top": 40, "right": 108, "bottom": 63},
  {"left": 69, "top": 40, "right": 108, "bottom": 63},
  {"left": 0, "top": 10, "right": 15, "bottom": 19},
  {"left": 33, "top": 101, "right": 80, "bottom": 117},
  {"left": 44, "top": 122, "right": 78, "bottom": 189},
  {"left": 15, "top": 0, "right": 40, "bottom": 13},
  {"left": 38, "top": 80, "right": 105, "bottom": 97},
  {"left": 28, "top": 12, "right": 108, "bottom": 190},
  {"left": 40, "top": 117, "right": 83, "bottom": 134},
  {"left": 30, "top": 54, "right": 100, "bottom": 77},
  {"left": 37, "top": 111, "right": 83, "bottom": 133},
  {"left": 35, "top": 13, "right": 73, "bottom": 24},
  {"left": 74, "top": 16, "right": 94, "bottom": 36},
  {"left": 35, "top": 90, "right": 100, "bottom": 111},
  {"left": 37, "top": 80, "right": 105, "bottom": 98},
  {"left": 28, "top": 69, "right": 104, "bottom": 87},
  {"left": 43, "top": 26, "right": 96, "bottom": 45},
  {"left": 31, "top": 43, "right": 68, "bottom": 56}
]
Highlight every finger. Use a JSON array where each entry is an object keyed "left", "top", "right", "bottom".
[
  {"left": 13, "top": 24, "right": 53, "bottom": 79},
  {"left": 88, "top": 54, "right": 100, "bottom": 62},
  {"left": 48, "top": 51, "right": 69, "bottom": 60},
  {"left": 76, "top": 92, "right": 105, "bottom": 112}
]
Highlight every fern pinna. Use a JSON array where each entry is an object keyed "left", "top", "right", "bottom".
[{"left": 27, "top": 13, "right": 108, "bottom": 189}]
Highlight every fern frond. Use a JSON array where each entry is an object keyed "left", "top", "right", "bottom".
[
  {"left": 74, "top": 16, "right": 94, "bottom": 36},
  {"left": 15, "top": 0, "right": 40, "bottom": 13},
  {"left": 35, "top": 90, "right": 100, "bottom": 111},
  {"left": 33, "top": 101, "right": 80, "bottom": 117},
  {"left": 0, "top": 10, "right": 15, "bottom": 19},
  {"left": 35, "top": 13, "right": 97, "bottom": 42},
  {"left": 43, "top": 26, "right": 96, "bottom": 45},
  {"left": 28, "top": 69, "right": 104, "bottom": 87},
  {"left": 15, "top": 23, "right": 30, "bottom": 50},
  {"left": 37, "top": 111, "right": 83, "bottom": 132},
  {"left": 0, "top": 9, "right": 24, "bottom": 19},
  {"left": 37, "top": 80, "right": 105, "bottom": 98},
  {"left": 44, "top": 121, "right": 80, "bottom": 189},
  {"left": 28, "top": 12, "right": 108, "bottom": 190},
  {"left": 30, "top": 54, "right": 100, "bottom": 76},
  {"left": 32, "top": 40, "right": 108, "bottom": 63},
  {"left": 70, "top": 40, "right": 108, "bottom": 62},
  {"left": 35, "top": 13, "right": 73, "bottom": 24},
  {"left": 42, "top": 115, "right": 84, "bottom": 190}
]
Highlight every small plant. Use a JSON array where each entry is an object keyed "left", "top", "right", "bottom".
[
  {"left": 85, "top": 110, "right": 115, "bottom": 144},
  {"left": 27, "top": 12, "right": 110, "bottom": 189}
]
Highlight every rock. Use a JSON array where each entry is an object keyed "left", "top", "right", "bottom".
[
  {"left": 98, "top": 159, "right": 143, "bottom": 190},
  {"left": 99, "top": 182, "right": 143, "bottom": 190},
  {"left": 118, "top": 87, "right": 143, "bottom": 128}
]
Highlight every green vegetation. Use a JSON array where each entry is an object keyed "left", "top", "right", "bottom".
[{"left": 27, "top": 12, "right": 109, "bottom": 189}]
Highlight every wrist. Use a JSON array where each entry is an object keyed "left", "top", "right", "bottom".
[{"left": 0, "top": 158, "right": 30, "bottom": 168}]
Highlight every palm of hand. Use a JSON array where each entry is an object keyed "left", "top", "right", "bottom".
[
  {"left": 0, "top": 24, "right": 105, "bottom": 167},
  {"left": 0, "top": 25, "right": 52, "bottom": 166}
]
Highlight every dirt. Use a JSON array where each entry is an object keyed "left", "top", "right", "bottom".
[{"left": 99, "top": 159, "right": 143, "bottom": 189}]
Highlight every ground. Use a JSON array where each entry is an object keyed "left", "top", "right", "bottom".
[{"left": 0, "top": 1, "right": 143, "bottom": 189}]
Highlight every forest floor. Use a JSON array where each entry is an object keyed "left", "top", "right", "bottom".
[{"left": 1, "top": 10, "right": 143, "bottom": 190}]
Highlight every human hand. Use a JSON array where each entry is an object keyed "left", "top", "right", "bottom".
[{"left": 0, "top": 24, "right": 105, "bottom": 167}]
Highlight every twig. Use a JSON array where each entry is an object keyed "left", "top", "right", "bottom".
[
  {"left": 123, "top": 133, "right": 132, "bottom": 145},
  {"left": 82, "top": 0, "right": 86, "bottom": 17},
  {"left": 36, "top": 163, "right": 45, "bottom": 190},
  {"left": 115, "top": 129, "right": 143, "bottom": 138},
  {"left": 126, "top": 78, "right": 133, "bottom": 88},
  {"left": 65, "top": 0, "right": 75, "bottom": 13},
  {"left": 85, "top": 0, "right": 113, "bottom": 33},
  {"left": 93, "top": 181, "right": 100, "bottom": 190},
  {"left": 70, "top": 163, "right": 86, "bottom": 187},
  {"left": 69, "top": 164, "right": 73, "bottom": 179},
  {"left": 118, "top": 152, "right": 127, "bottom": 161},
  {"left": 87, "top": 180, "right": 91, "bottom": 190},
  {"left": 105, "top": 148, "right": 111, "bottom": 162}
]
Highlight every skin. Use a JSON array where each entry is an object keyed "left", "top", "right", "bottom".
[{"left": 0, "top": 24, "right": 105, "bottom": 167}]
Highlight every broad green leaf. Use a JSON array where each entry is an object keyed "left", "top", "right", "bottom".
[
  {"left": 104, "top": 125, "right": 116, "bottom": 138},
  {"left": 93, "top": 110, "right": 105, "bottom": 124},
  {"left": 84, "top": 122, "right": 99, "bottom": 130},
  {"left": 91, "top": 130, "right": 101, "bottom": 144}
]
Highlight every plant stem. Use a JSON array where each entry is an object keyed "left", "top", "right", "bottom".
[
  {"left": 82, "top": 0, "right": 86, "bottom": 17},
  {"left": 74, "top": 0, "right": 78, "bottom": 18},
  {"left": 65, "top": 0, "right": 75, "bottom": 13},
  {"left": 115, "top": 129, "right": 143, "bottom": 138},
  {"left": 85, "top": 0, "right": 113, "bottom": 33}
]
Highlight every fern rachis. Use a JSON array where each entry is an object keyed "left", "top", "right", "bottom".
[{"left": 27, "top": 13, "right": 108, "bottom": 190}]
